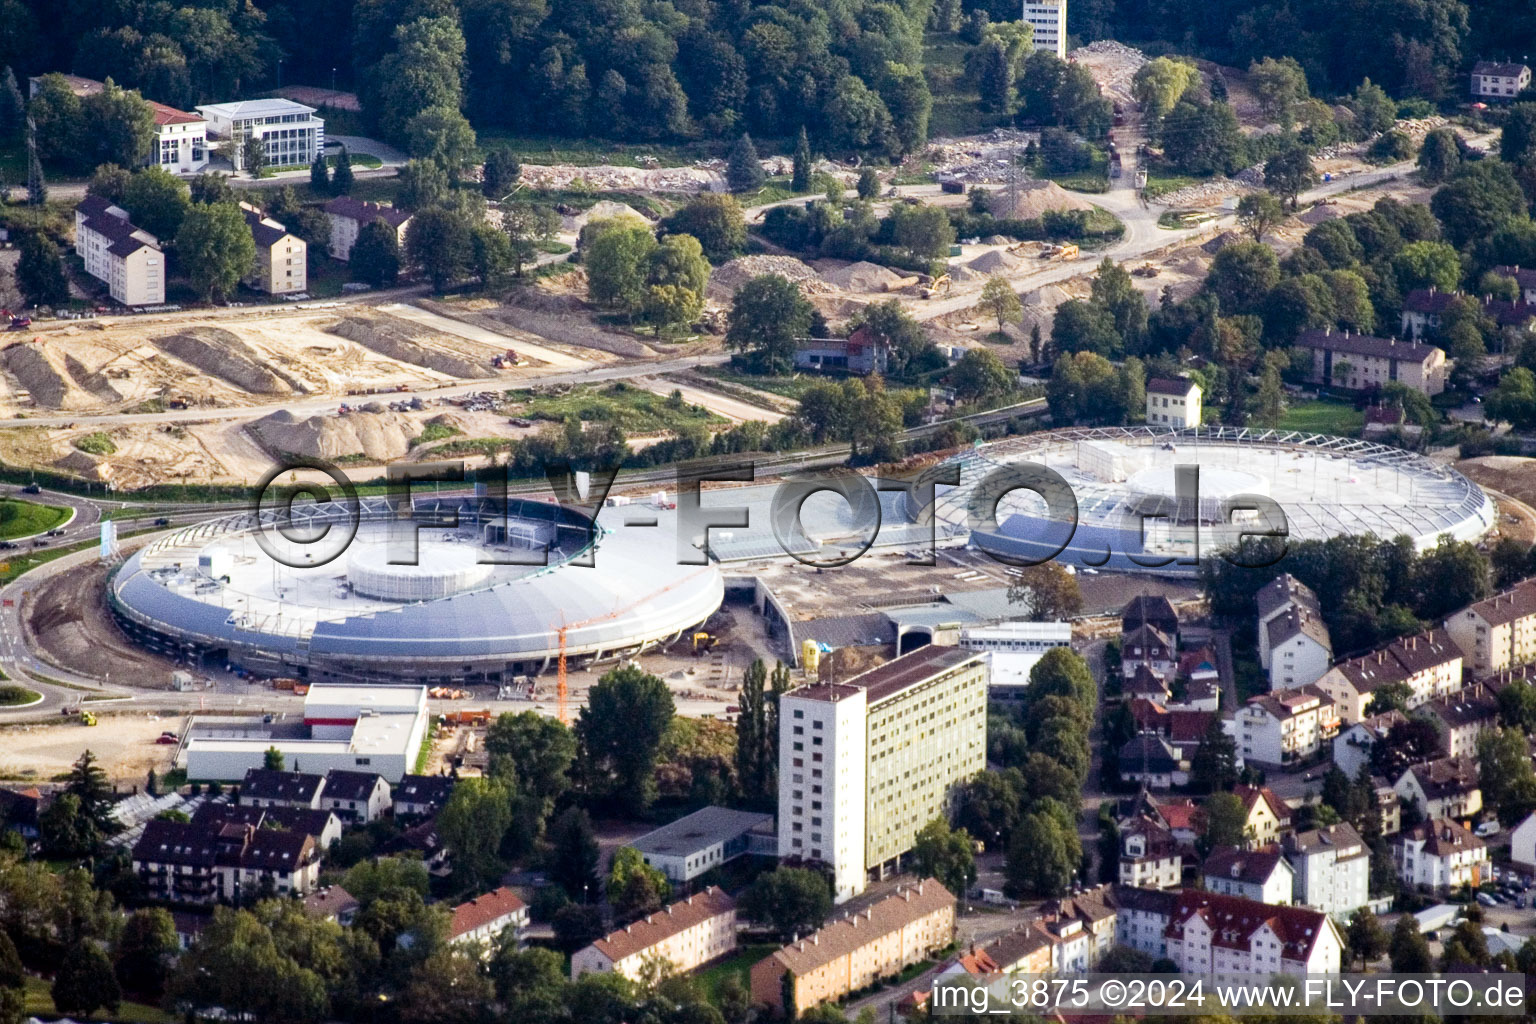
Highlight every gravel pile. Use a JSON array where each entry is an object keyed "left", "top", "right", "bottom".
[
  {"left": 707, "top": 255, "right": 830, "bottom": 301},
  {"left": 927, "top": 128, "right": 1039, "bottom": 183},
  {"left": 1154, "top": 177, "right": 1253, "bottom": 207},
  {"left": 988, "top": 179, "right": 1097, "bottom": 219},
  {"left": 820, "top": 261, "right": 910, "bottom": 292},
  {"left": 968, "top": 250, "right": 1026, "bottom": 275},
  {"left": 1070, "top": 40, "right": 1149, "bottom": 106},
  {"left": 519, "top": 163, "right": 723, "bottom": 193}
]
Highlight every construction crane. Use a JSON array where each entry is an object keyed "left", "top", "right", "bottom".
[{"left": 550, "top": 567, "right": 716, "bottom": 725}]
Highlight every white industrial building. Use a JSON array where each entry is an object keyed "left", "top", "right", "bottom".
[
  {"left": 630, "top": 806, "right": 776, "bottom": 883},
  {"left": 197, "top": 98, "right": 324, "bottom": 171},
  {"left": 958, "top": 622, "right": 1070, "bottom": 701},
  {"left": 182, "top": 684, "right": 428, "bottom": 782}
]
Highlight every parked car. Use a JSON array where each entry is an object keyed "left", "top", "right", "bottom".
[
  {"left": 154, "top": 517, "right": 170, "bottom": 526},
  {"left": 1476, "top": 820, "right": 1502, "bottom": 838},
  {"left": 1476, "top": 892, "right": 1497, "bottom": 907}
]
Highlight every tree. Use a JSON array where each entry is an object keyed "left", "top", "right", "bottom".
[
  {"left": 883, "top": 62, "right": 932, "bottom": 157},
  {"left": 1133, "top": 57, "right": 1198, "bottom": 120},
  {"left": 726, "top": 134, "right": 764, "bottom": 193},
  {"left": 16, "top": 232, "right": 68, "bottom": 308},
  {"left": 0, "top": 931, "right": 19, "bottom": 991},
  {"left": 489, "top": 204, "right": 551, "bottom": 279},
  {"left": 662, "top": 193, "right": 746, "bottom": 261},
  {"left": 1051, "top": 300, "right": 1121, "bottom": 357},
  {"left": 1478, "top": 726, "right": 1536, "bottom": 823},
  {"left": 888, "top": 202, "right": 955, "bottom": 260},
  {"left": 912, "top": 818, "right": 977, "bottom": 899},
  {"left": 1237, "top": 192, "right": 1284, "bottom": 243},
  {"left": 80, "top": 80, "right": 156, "bottom": 170},
  {"left": 406, "top": 206, "right": 473, "bottom": 292},
  {"left": 53, "top": 942, "right": 120, "bottom": 1017},
  {"left": 0, "top": 66, "right": 20, "bottom": 138},
  {"left": 114, "top": 908, "right": 177, "bottom": 999},
  {"left": 176, "top": 202, "right": 255, "bottom": 302},
  {"left": 1346, "top": 907, "right": 1389, "bottom": 969},
  {"left": 332, "top": 145, "right": 355, "bottom": 195},
  {"left": 979, "top": 276, "right": 1022, "bottom": 337},
  {"left": 1159, "top": 99, "right": 1247, "bottom": 177},
  {"left": 405, "top": 105, "right": 479, "bottom": 177},
  {"left": 471, "top": 221, "right": 514, "bottom": 286},
  {"left": 644, "top": 233, "right": 710, "bottom": 328},
  {"left": 241, "top": 135, "right": 266, "bottom": 176},
  {"left": 189, "top": 172, "right": 234, "bottom": 206},
  {"left": 792, "top": 127, "right": 813, "bottom": 192},
  {"left": 438, "top": 776, "right": 514, "bottom": 888},
  {"left": 1349, "top": 78, "right": 1397, "bottom": 137},
  {"left": 309, "top": 152, "right": 330, "bottom": 194},
  {"left": 1090, "top": 258, "right": 1148, "bottom": 348},
  {"left": 1007, "top": 810, "right": 1080, "bottom": 897},
  {"left": 584, "top": 216, "right": 656, "bottom": 317},
  {"left": 1264, "top": 145, "right": 1318, "bottom": 209},
  {"left": 548, "top": 806, "right": 601, "bottom": 902},
  {"left": 1200, "top": 791, "right": 1249, "bottom": 852},
  {"left": 1025, "top": 648, "right": 1096, "bottom": 722},
  {"left": 263, "top": 746, "right": 284, "bottom": 771},
  {"left": 608, "top": 846, "right": 671, "bottom": 924},
  {"left": 1431, "top": 161, "right": 1528, "bottom": 249},
  {"left": 576, "top": 664, "right": 675, "bottom": 810},
  {"left": 1501, "top": 102, "right": 1536, "bottom": 167},
  {"left": 1391, "top": 240, "right": 1461, "bottom": 295},
  {"left": 400, "top": 947, "right": 494, "bottom": 1024},
  {"left": 485, "top": 711, "right": 575, "bottom": 808},
  {"left": 87, "top": 163, "right": 132, "bottom": 205},
  {"left": 352, "top": 219, "right": 402, "bottom": 288},
  {"left": 1005, "top": 563, "right": 1083, "bottom": 620},
  {"left": 1249, "top": 56, "right": 1309, "bottom": 127},
  {"left": 482, "top": 146, "right": 521, "bottom": 198},
  {"left": 398, "top": 158, "right": 449, "bottom": 212},
  {"left": 951, "top": 348, "right": 1014, "bottom": 404},
  {"left": 1390, "top": 915, "right": 1433, "bottom": 973},
  {"left": 122, "top": 166, "right": 191, "bottom": 241},
  {"left": 39, "top": 794, "right": 99, "bottom": 859},
  {"left": 551, "top": 904, "right": 605, "bottom": 954},
  {"left": 368, "top": 15, "right": 467, "bottom": 143},
  {"left": 976, "top": 40, "right": 1013, "bottom": 113},
  {"left": 736, "top": 659, "right": 771, "bottom": 803},
  {"left": 740, "top": 868, "right": 832, "bottom": 941},
  {"left": 1417, "top": 129, "right": 1461, "bottom": 182},
  {"left": 1207, "top": 241, "right": 1280, "bottom": 314},
  {"left": 856, "top": 168, "right": 880, "bottom": 200},
  {"left": 1190, "top": 715, "right": 1239, "bottom": 792},
  {"left": 726, "top": 274, "right": 816, "bottom": 374}
]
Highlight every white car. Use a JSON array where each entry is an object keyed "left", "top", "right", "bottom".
[{"left": 1475, "top": 820, "right": 1502, "bottom": 838}]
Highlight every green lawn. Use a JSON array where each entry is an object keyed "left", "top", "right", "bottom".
[
  {"left": 0, "top": 498, "right": 70, "bottom": 539},
  {"left": 1277, "top": 400, "right": 1364, "bottom": 435},
  {"left": 510, "top": 381, "right": 727, "bottom": 433},
  {"left": 24, "top": 975, "right": 172, "bottom": 1024},
  {"left": 697, "top": 943, "right": 778, "bottom": 1004},
  {"left": 328, "top": 151, "right": 383, "bottom": 169},
  {"left": 0, "top": 685, "right": 39, "bottom": 705},
  {"left": 694, "top": 367, "right": 818, "bottom": 401}
]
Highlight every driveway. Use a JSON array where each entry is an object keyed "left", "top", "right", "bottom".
[{"left": 326, "top": 134, "right": 409, "bottom": 168}]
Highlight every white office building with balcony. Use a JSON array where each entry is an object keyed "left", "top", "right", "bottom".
[{"left": 197, "top": 99, "right": 324, "bottom": 171}]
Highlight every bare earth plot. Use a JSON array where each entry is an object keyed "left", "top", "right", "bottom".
[
  {"left": 0, "top": 715, "right": 186, "bottom": 783},
  {"left": 380, "top": 302, "right": 595, "bottom": 370},
  {"left": 628, "top": 376, "right": 787, "bottom": 424}
]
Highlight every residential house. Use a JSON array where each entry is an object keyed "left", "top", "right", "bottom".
[
  {"left": 1145, "top": 377, "right": 1203, "bottom": 428},
  {"left": 1493, "top": 265, "right": 1536, "bottom": 306},
  {"left": 302, "top": 886, "right": 360, "bottom": 925},
  {"left": 393, "top": 774, "right": 455, "bottom": 818},
  {"left": 1237, "top": 685, "right": 1339, "bottom": 768},
  {"left": 1170, "top": 678, "right": 1221, "bottom": 712},
  {"left": 1129, "top": 700, "right": 1214, "bottom": 762},
  {"left": 1264, "top": 609, "right": 1333, "bottom": 690},
  {"left": 1420, "top": 684, "right": 1499, "bottom": 759},
  {"left": 238, "top": 768, "right": 326, "bottom": 811},
  {"left": 1044, "top": 886, "right": 1119, "bottom": 967},
  {"left": 190, "top": 801, "right": 342, "bottom": 852},
  {"left": 1202, "top": 846, "right": 1293, "bottom": 905},
  {"left": 1233, "top": 785, "right": 1292, "bottom": 847},
  {"left": 1109, "top": 885, "right": 1178, "bottom": 959},
  {"left": 1123, "top": 624, "right": 1176, "bottom": 684},
  {"left": 0, "top": 787, "right": 43, "bottom": 839},
  {"left": 1331, "top": 710, "right": 1408, "bottom": 780},
  {"left": 1394, "top": 756, "right": 1482, "bottom": 821},
  {"left": 1163, "top": 891, "right": 1343, "bottom": 975},
  {"left": 1294, "top": 328, "right": 1447, "bottom": 396},
  {"left": 1315, "top": 630, "right": 1463, "bottom": 725},
  {"left": 1122, "top": 595, "right": 1180, "bottom": 641},
  {"left": 320, "top": 769, "right": 391, "bottom": 823},
  {"left": 750, "top": 880, "right": 953, "bottom": 1017},
  {"left": 794, "top": 326, "right": 889, "bottom": 375},
  {"left": 197, "top": 98, "right": 324, "bottom": 170},
  {"left": 1373, "top": 778, "right": 1403, "bottom": 837},
  {"left": 1393, "top": 819, "right": 1487, "bottom": 891},
  {"left": 1508, "top": 811, "right": 1536, "bottom": 874},
  {"left": 1118, "top": 734, "right": 1188, "bottom": 789},
  {"left": 132, "top": 818, "right": 320, "bottom": 905},
  {"left": 449, "top": 886, "right": 529, "bottom": 949},
  {"left": 323, "top": 197, "right": 412, "bottom": 261},
  {"left": 1445, "top": 577, "right": 1536, "bottom": 676},
  {"left": 1472, "top": 62, "right": 1531, "bottom": 100},
  {"left": 1119, "top": 818, "right": 1182, "bottom": 889},
  {"left": 575, "top": 887, "right": 737, "bottom": 982},
  {"left": 74, "top": 195, "right": 164, "bottom": 306},
  {"left": 149, "top": 101, "right": 208, "bottom": 175},
  {"left": 1283, "top": 823, "right": 1370, "bottom": 919},
  {"left": 239, "top": 202, "right": 307, "bottom": 295},
  {"left": 1257, "top": 573, "right": 1320, "bottom": 634},
  {"left": 979, "top": 924, "right": 1054, "bottom": 974},
  {"left": 1126, "top": 664, "right": 1171, "bottom": 705},
  {"left": 1400, "top": 288, "right": 1536, "bottom": 339},
  {"left": 1178, "top": 647, "right": 1219, "bottom": 687}
]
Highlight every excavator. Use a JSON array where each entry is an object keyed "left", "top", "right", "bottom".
[
  {"left": 920, "top": 274, "right": 951, "bottom": 300},
  {"left": 692, "top": 632, "right": 720, "bottom": 655}
]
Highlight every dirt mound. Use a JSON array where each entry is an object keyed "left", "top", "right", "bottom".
[
  {"left": 967, "top": 250, "right": 1025, "bottom": 275},
  {"left": 561, "top": 200, "right": 649, "bottom": 234},
  {"left": 707, "top": 255, "right": 829, "bottom": 301},
  {"left": 1298, "top": 203, "right": 1345, "bottom": 225},
  {"left": 2, "top": 343, "right": 96, "bottom": 409},
  {"left": 61, "top": 352, "right": 125, "bottom": 403},
  {"left": 987, "top": 180, "right": 1097, "bottom": 220},
  {"left": 159, "top": 327, "right": 303, "bottom": 396},
  {"left": 1201, "top": 231, "right": 1242, "bottom": 254},
  {"left": 250, "top": 408, "right": 421, "bottom": 462},
  {"left": 819, "top": 261, "right": 909, "bottom": 292},
  {"left": 327, "top": 315, "right": 490, "bottom": 378},
  {"left": 54, "top": 449, "right": 110, "bottom": 480},
  {"left": 1024, "top": 284, "right": 1070, "bottom": 308}
]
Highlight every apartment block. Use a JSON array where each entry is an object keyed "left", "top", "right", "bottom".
[
  {"left": 1471, "top": 62, "right": 1531, "bottom": 100},
  {"left": 1237, "top": 685, "right": 1339, "bottom": 768},
  {"left": 1145, "top": 376, "right": 1202, "bottom": 428},
  {"left": 751, "top": 879, "right": 954, "bottom": 1017},
  {"left": 132, "top": 818, "right": 320, "bottom": 905},
  {"left": 1315, "top": 629, "right": 1463, "bottom": 725},
  {"left": 1283, "top": 823, "right": 1369, "bottom": 919},
  {"left": 1201, "top": 846, "right": 1294, "bottom": 905},
  {"left": 1393, "top": 755, "right": 1482, "bottom": 820},
  {"left": 1393, "top": 819, "right": 1487, "bottom": 891},
  {"left": 1020, "top": 0, "right": 1067, "bottom": 57},
  {"left": 776, "top": 646, "right": 987, "bottom": 902},
  {"left": 571, "top": 887, "right": 736, "bottom": 981},
  {"left": 1163, "top": 891, "right": 1343, "bottom": 975},
  {"left": 74, "top": 194, "right": 164, "bottom": 306},
  {"left": 1420, "top": 684, "right": 1499, "bottom": 759},
  {"left": 323, "top": 197, "right": 412, "bottom": 261},
  {"left": 197, "top": 98, "right": 324, "bottom": 170},
  {"left": 1294, "top": 328, "right": 1447, "bottom": 396},
  {"left": 1445, "top": 577, "right": 1536, "bottom": 676},
  {"left": 1110, "top": 885, "right": 1178, "bottom": 959},
  {"left": 239, "top": 202, "right": 307, "bottom": 294}
]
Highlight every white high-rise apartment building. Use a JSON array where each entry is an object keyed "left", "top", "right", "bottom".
[
  {"left": 777, "top": 646, "right": 988, "bottom": 902},
  {"left": 1022, "top": 0, "right": 1067, "bottom": 57}
]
